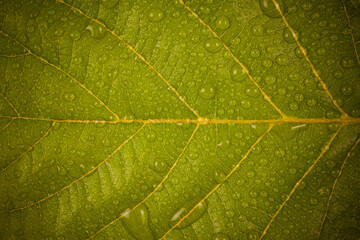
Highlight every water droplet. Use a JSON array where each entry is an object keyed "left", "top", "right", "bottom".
[
  {"left": 100, "top": 0, "right": 118, "bottom": 9},
  {"left": 259, "top": 0, "right": 286, "bottom": 18},
  {"left": 212, "top": 233, "right": 229, "bottom": 240},
  {"left": 282, "top": 28, "right": 295, "bottom": 44},
  {"left": 245, "top": 87, "right": 260, "bottom": 98},
  {"left": 199, "top": 83, "right": 215, "bottom": 99},
  {"left": 86, "top": 22, "right": 106, "bottom": 39},
  {"left": 63, "top": 92, "right": 75, "bottom": 102},
  {"left": 264, "top": 74, "right": 276, "bottom": 84},
  {"left": 262, "top": 58, "right": 273, "bottom": 68},
  {"left": 70, "top": 30, "right": 80, "bottom": 41},
  {"left": 146, "top": 131, "right": 156, "bottom": 141},
  {"left": 275, "top": 148, "right": 285, "bottom": 157},
  {"left": 214, "top": 170, "right": 226, "bottom": 183},
  {"left": 154, "top": 160, "right": 167, "bottom": 173},
  {"left": 341, "top": 57, "right": 355, "bottom": 68},
  {"left": 148, "top": 9, "right": 164, "bottom": 22},
  {"left": 295, "top": 46, "right": 305, "bottom": 59},
  {"left": 216, "top": 16, "right": 230, "bottom": 30},
  {"left": 340, "top": 84, "right": 353, "bottom": 96},
  {"left": 333, "top": 70, "right": 343, "bottom": 79},
  {"left": 289, "top": 102, "right": 298, "bottom": 110},
  {"left": 275, "top": 54, "right": 288, "bottom": 65},
  {"left": 252, "top": 25, "right": 264, "bottom": 36},
  {"left": 121, "top": 204, "right": 155, "bottom": 240},
  {"left": 294, "top": 93, "right": 303, "bottom": 102},
  {"left": 169, "top": 201, "right": 207, "bottom": 229},
  {"left": 204, "top": 38, "right": 222, "bottom": 53},
  {"left": 230, "top": 63, "right": 247, "bottom": 82}
]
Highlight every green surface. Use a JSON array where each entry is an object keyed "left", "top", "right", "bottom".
[{"left": 0, "top": 0, "right": 360, "bottom": 239}]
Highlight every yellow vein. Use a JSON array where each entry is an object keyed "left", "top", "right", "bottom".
[
  {"left": 317, "top": 137, "right": 360, "bottom": 239},
  {"left": 0, "top": 30, "right": 120, "bottom": 121},
  {"left": 0, "top": 118, "right": 14, "bottom": 133},
  {"left": 342, "top": 0, "right": 360, "bottom": 66},
  {"left": 0, "top": 92, "right": 20, "bottom": 117},
  {"left": 179, "top": 0, "right": 287, "bottom": 119},
  {"left": 1, "top": 123, "right": 146, "bottom": 213},
  {"left": 160, "top": 124, "right": 274, "bottom": 239},
  {"left": 87, "top": 124, "right": 200, "bottom": 239},
  {"left": 56, "top": 0, "right": 200, "bottom": 119},
  {"left": 259, "top": 125, "right": 343, "bottom": 240},
  {"left": 0, "top": 52, "right": 31, "bottom": 57},
  {"left": 0, "top": 122, "right": 55, "bottom": 174},
  {"left": 272, "top": 0, "right": 349, "bottom": 118},
  {"left": 1, "top": 115, "right": 360, "bottom": 125}
]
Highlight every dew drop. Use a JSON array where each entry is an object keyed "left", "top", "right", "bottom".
[
  {"left": 282, "top": 28, "right": 295, "bottom": 44},
  {"left": 70, "top": 30, "right": 80, "bottom": 41},
  {"left": 230, "top": 63, "right": 247, "bottom": 82},
  {"left": 275, "top": 54, "right": 288, "bottom": 65},
  {"left": 63, "top": 92, "right": 75, "bottom": 102},
  {"left": 341, "top": 56, "right": 355, "bottom": 68},
  {"left": 214, "top": 170, "right": 226, "bottom": 184},
  {"left": 289, "top": 102, "right": 298, "bottom": 111},
  {"left": 86, "top": 22, "right": 106, "bottom": 39},
  {"left": 252, "top": 25, "right": 264, "bottom": 36},
  {"left": 199, "top": 83, "right": 215, "bottom": 99},
  {"left": 264, "top": 74, "right": 276, "bottom": 85},
  {"left": 262, "top": 58, "right": 273, "bottom": 68},
  {"left": 275, "top": 148, "right": 285, "bottom": 157},
  {"left": 148, "top": 9, "right": 164, "bottom": 22},
  {"left": 259, "top": 0, "right": 286, "bottom": 18},
  {"left": 169, "top": 201, "right": 207, "bottom": 229},
  {"left": 332, "top": 70, "right": 343, "bottom": 79},
  {"left": 204, "top": 38, "right": 222, "bottom": 53},
  {"left": 216, "top": 16, "right": 230, "bottom": 30},
  {"left": 154, "top": 160, "right": 167, "bottom": 173},
  {"left": 340, "top": 84, "right": 353, "bottom": 96},
  {"left": 121, "top": 204, "right": 155, "bottom": 240}
]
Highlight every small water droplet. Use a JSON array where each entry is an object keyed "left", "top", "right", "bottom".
[
  {"left": 230, "top": 64, "right": 247, "bottom": 82},
  {"left": 199, "top": 83, "right": 215, "bottom": 99},
  {"left": 204, "top": 38, "right": 222, "bottom": 53},
  {"left": 259, "top": 0, "right": 286, "bottom": 18},
  {"left": 169, "top": 201, "right": 207, "bottom": 229},
  {"left": 341, "top": 57, "right": 355, "bottom": 68},
  {"left": 340, "top": 84, "right": 353, "bottom": 96},
  {"left": 216, "top": 16, "right": 230, "bottom": 30},
  {"left": 121, "top": 204, "right": 154, "bottom": 240},
  {"left": 275, "top": 54, "right": 287, "bottom": 65},
  {"left": 154, "top": 160, "right": 167, "bottom": 173},
  {"left": 282, "top": 28, "right": 295, "bottom": 44},
  {"left": 63, "top": 92, "right": 75, "bottom": 102},
  {"left": 86, "top": 22, "right": 106, "bottom": 39},
  {"left": 214, "top": 170, "right": 226, "bottom": 183},
  {"left": 148, "top": 9, "right": 164, "bottom": 22},
  {"left": 264, "top": 74, "right": 276, "bottom": 85}
]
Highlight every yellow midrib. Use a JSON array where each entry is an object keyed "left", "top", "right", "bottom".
[{"left": 1, "top": 115, "right": 360, "bottom": 125}]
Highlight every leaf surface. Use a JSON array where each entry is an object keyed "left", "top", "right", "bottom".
[{"left": 0, "top": 0, "right": 360, "bottom": 239}]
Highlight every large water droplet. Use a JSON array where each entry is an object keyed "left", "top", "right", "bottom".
[
  {"left": 282, "top": 28, "right": 295, "bottom": 44},
  {"left": 199, "top": 83, "right": 215, "bottom": 99},
  {"left": 121, "top": 204, "right": 154, "bottom": 240},
  {"left": 340, "top": 84, "right": 353, "bottom": 96},
  {"left": 341, "top": 56, "right": 355, "bottom": 68},
  {"left": 148, "top": 9, "right": 164, "bottom": 22},
  {"left": 259, "top": 0, "right": 286, "bottom": 18},
  {"left": 204, "top": 38, "right": 222, "bottom": 53},
  {"left": 214, "top": 170, "right": 226, "bottom": 183},
  {"left": 169, "top": 201, "right": 207, "bottom": 229},
  {"left": 216, "top": 16, "right": 230, "bottom": 30},
  {"left": 230, "top": 63, "right": 247, "bottom": 82},
  {"left": 86, "top": 22, "right": 106, "bottom": 39}
]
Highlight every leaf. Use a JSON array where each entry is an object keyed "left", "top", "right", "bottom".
[{"left": 0, "top": 0, "right": 359, "bottom": 239}]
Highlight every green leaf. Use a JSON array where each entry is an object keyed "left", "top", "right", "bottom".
[{"left": 1, "top": 0, "right": 360, "bottom": 239}]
